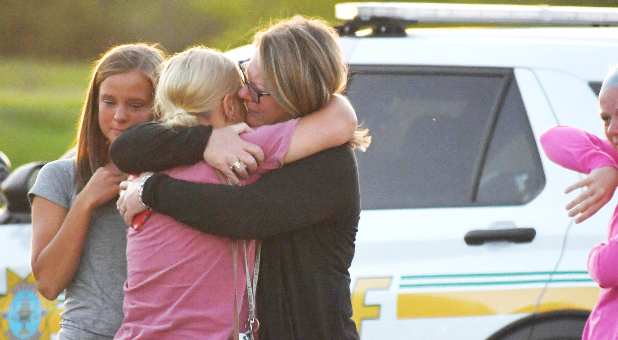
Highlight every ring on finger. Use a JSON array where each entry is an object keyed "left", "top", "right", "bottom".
[{"left": 230, "top": 159, "right": 245, "bottom": 171}]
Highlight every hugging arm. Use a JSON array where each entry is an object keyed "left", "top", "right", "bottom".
[
  {"left": 111, "top": 96, "right": 358, "bottom": 176},
  {"left": 141, "top": 146, "right": 359, "bottom": 239},
  {"left": 284, "top": 94, "right": 357, "bottom": 164},
  {"left": 110, "top": 122, "right": 212, "bottom": 173}
]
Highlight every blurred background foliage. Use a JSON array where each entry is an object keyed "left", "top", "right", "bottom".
[{"left": 1, "top": 0, "right": 617, "bottom": 167}]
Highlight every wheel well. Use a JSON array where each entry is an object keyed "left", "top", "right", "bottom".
[{"left": 487, "top": 309, "right": 590, "bottom": 340}]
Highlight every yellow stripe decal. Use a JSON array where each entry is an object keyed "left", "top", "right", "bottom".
[{"left": 397, "top": 286, "right": 599, "bottom": 319}]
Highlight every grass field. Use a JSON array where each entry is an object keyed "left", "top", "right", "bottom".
[{"left": 0, "top": 59, "right": 90, "bottom": 168}]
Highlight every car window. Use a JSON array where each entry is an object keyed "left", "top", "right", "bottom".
[
  {"left": 477, "top": 80, "right": 545, "bottom": 205},
  {"left": 347, "top": 66, "right": 544, "bottom": 209}
]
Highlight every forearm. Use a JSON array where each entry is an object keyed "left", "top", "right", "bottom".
[
  {"left": 284, "top": 94, "right": 357, "bottom": 164},
  {"left": 32, "top": 197, "right": 94, "bottom": 300},
  {"left": 110, "top": 122, "right": 212, "bottom": 173},
  {"left": 587, "top": 235, "right": 618, "bottom": 288},
  {"left": 143, "top": 146, "right": 359, "bottom": 239},
  {"left": 540, "top": 126, "right": 618, "bottom": 173}
]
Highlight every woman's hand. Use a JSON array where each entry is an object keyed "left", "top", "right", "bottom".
[
  {"left": 565, "top": 166, "right": 618, "bottom": 223},
  {"left": 79, "top": 163, "right": 126, "bottom": 209},
  {"left": 203, "top": 123, "right": 264, "bottom": 185},
  {"left": 117, "top": 174, "right": 150, "bottom": 226}
]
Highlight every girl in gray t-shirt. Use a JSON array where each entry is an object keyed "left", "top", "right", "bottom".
[{"left": 28, "top": 44, "right": 164, "bottom": 340}]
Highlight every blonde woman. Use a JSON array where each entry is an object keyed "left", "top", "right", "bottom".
[
  {"left": 29, "top": 44, "right": 165, "bottom": 340},
  {"left": 115, "top": 46, "right": 357, "bottom": 339},
  {"left": 113, "top": 16, "right": 369, "bottom": 339}
]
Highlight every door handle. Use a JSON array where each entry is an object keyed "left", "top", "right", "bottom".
[{"left": 464, "top": 227, "right": 536, "bottom": 246}]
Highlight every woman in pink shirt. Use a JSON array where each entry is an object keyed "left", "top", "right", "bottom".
[
  {"left": 114, "top": 47, "right": 365, "bottom": 339},
  {"left": 540, "top": 67, "right": 618, "bottom": 340}
]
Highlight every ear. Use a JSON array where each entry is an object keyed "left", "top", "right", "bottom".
[{"left": 222, "top": 94, "right": 243, "bottom": 123}]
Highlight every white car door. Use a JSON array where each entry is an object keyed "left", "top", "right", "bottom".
[{"left": 347, "top": 66, "right": 595, "bottom": 339}]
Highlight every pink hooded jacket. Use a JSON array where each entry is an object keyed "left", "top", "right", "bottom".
[{"left": 541, "top": 126, "right": 618, "bottom": 340}]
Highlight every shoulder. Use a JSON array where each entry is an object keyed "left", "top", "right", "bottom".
[
  {"left": 40, "top": 158, "right": 76, "bottom": 177},
  {"left": 38, "top": 158, "right": 76, "bottom": 180},
  {"left": 29, "top": 158, "right": 76, "bottom": 207}
]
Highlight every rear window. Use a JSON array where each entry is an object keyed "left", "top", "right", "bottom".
[{"left": 347, "top": 66, "right": 545, "bottom": 209}]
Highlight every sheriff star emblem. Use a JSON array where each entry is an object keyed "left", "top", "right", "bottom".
[{"left": 0, "top": 269, "right": 60, "bottom": 340}]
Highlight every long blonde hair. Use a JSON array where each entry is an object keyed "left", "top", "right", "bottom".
[
  {"left": 75, "top": 43, "right": 165, "bottom": 189},
  {"left": 155, "top": 46, "right": 244, "bottom": 128},
  {"left": 255, "top": 16, "right": 370, "bottom": 150}
]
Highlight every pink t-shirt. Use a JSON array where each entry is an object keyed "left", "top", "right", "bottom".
[
  {"left": 541, "top": 126, "right": 618, "bottom": 340},
  {"left": 114, "top": 119, "right": 298, "bottom": 340}
]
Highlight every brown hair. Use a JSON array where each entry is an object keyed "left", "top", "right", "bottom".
[
  {"left": 255, "top": 16, "right": 370, "bottom": 150},
  {"left": 75, "top": 43, "right": 165, "bottom": 189}
]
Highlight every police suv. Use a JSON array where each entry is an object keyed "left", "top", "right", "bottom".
[{"left": 2, "top": 2, "right": 618, "bottom": 339}]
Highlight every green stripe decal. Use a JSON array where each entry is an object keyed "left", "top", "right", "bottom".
[
  {"left": 401, "top": 271, "right": 588, "bottom": 280},
  {"left": 400, "top": 278, "right": 593, "bottom": 289}
]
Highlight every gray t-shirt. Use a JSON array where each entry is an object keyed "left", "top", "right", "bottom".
[{"left": 29, "top": 158, "right": 127, "bottom": 339}]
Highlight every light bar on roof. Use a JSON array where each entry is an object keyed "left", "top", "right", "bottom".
[{"left": 335, "top": 2, "right": 618, "bottom": 26}]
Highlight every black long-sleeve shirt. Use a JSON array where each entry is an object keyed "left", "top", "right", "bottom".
[{"left": 110, "top": 122, "right": 361, "bottom": 340}]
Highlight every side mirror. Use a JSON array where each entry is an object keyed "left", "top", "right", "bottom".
[{"left": 0, "top": 162, "right": 45, "bottom": 224}]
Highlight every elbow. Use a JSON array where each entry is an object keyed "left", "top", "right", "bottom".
[
  {"left": 32, "top": 262, "right": 62, "bottom": 300},
  {"left": 539, "top": 127, "right": 569, "bottom": 157},
  {"left": 588, "top": 246, "right": 618, "bottom": 288},
  {"left": 539, "top": 131, "right": 560, "bottom": 162},
  {"left": 109, "top": 139, "right": 133, "bottom": 173},
  {"left": 37, "top": 283, "right": 61, "bottom": 301},
  {"left": 332, "top": 94, "right": 358, "bottom": 142},
  {"left": 343, "top": 108, "right": 358, "bottom": 141},
  {"left": 335, "top": 112, "right": 358, "bottom": 147},
  {"left": 591, "top": 271, "right": 618, "bottom": 289},
  {"left": 33, "top": 275, "right": 62, "bottom": 300},
  {"left": 589, "top": 265, "right": 618, "bottom": 288},
  {"left": 345, "top": 107, "right": 358, "bottom": 131}
]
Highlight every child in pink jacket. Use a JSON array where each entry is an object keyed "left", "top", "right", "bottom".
[{"left": 540, "top": 67, "right": 618, "bottom": 340}]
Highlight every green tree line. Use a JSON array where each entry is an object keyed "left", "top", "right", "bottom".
[
  {"left": 1, "top": 0, "right": 617, "bottom": 168},
  {"left": 1, "top": 0, "right": 617, "bottom": 60}
]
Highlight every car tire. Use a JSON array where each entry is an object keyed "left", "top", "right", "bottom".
[{"left": 487, "top": 311, "right": 588, "bottom": 340}]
